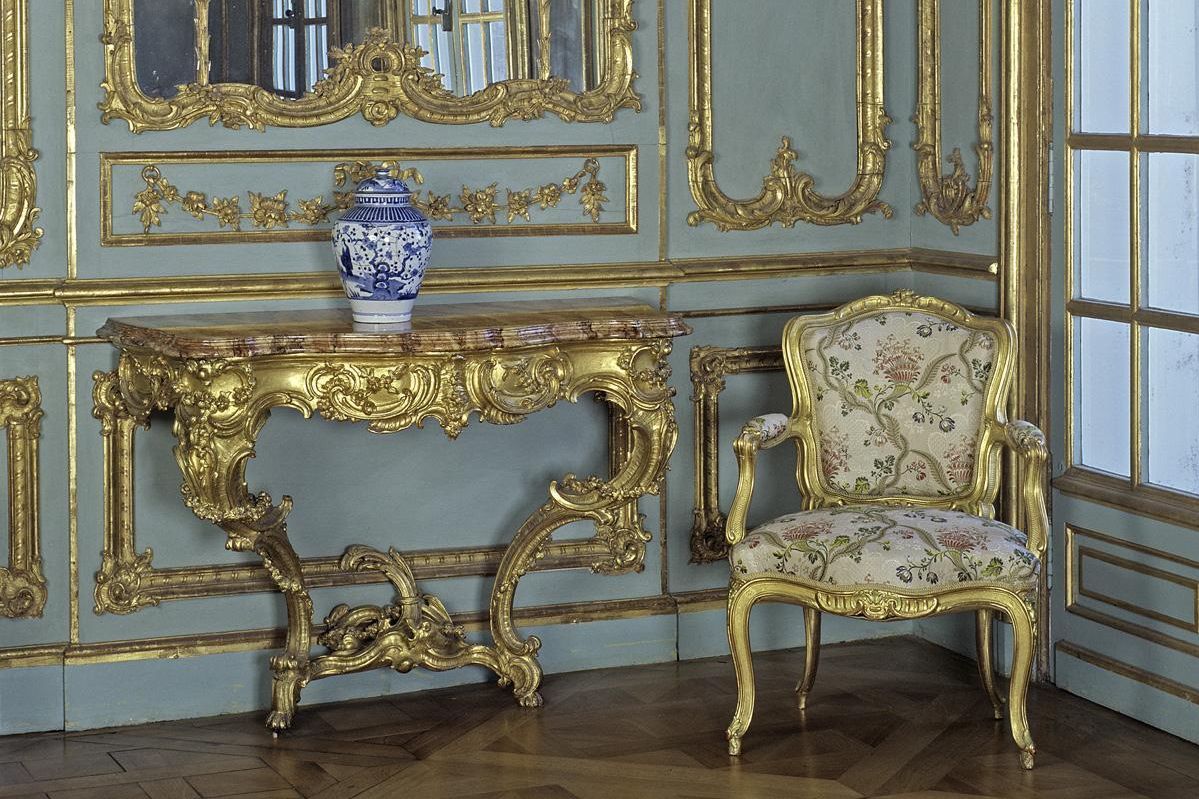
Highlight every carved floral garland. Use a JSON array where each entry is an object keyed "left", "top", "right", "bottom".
[{"left": 132, "top": 158, "right": 609, "bottom": 235}]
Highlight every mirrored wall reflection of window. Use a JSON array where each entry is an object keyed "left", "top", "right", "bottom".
[{"left": 133, "top": 1, "right": 607, "bottom": 103}]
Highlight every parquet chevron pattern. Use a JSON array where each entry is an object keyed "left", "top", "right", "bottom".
[{"left": 1, "top": 637, "right": 1197, "bottom": 798}]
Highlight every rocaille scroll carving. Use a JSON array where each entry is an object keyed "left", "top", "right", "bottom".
[
  {"left": 0, "top": 0, "right": 42, "bottom": 267},
  {"left": 101, "top": 325, "right": 681, "bottom": 730},
  {"left": 687, "top": 0, "right": 892, "bottom": 230},
  {"left": 99, "top": 1, "right": 640, "bottom": 132},
  {"left": 0, "top": 376, "right": 45, "bottom": 618},
  {"left": 913, "top": 0, "right": 994, "bottom": 233}
]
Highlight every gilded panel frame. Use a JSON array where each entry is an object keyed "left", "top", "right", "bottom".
[
  {"left": 100, "top": 145, "right": 638, "bottom": 247},
  {"left": 91, "top": 369, "right": 642, "bottom": 614},
  {"left": 0, "top": 376, "right": 45, "bottom": 618},
  {"left": 913, "top": 0, "right": 994, "bottom": 233},
  {"left": 686, "top": 0, "right": 892, "bottom": 230},
  {"left": 0, "top": 0, "right": 41, "bottom": 267},
  {"left": 99, "top": 0, "right": 641, "bottom": 132}
]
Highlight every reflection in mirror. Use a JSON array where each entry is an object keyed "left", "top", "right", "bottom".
[{"left": 133, "top": 0, "right": 607, "bottom": 101}]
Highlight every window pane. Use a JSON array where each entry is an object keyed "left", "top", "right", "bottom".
[
  {"left": 1076, "top": 317, "right": 1131, "bottom": 476},
  {"left": 1076, "top": 150, "right": 1131, "bottom": 304},
  {"left": 1076, "top": 0, "right": 1130, "bottom": 133},
  {"left": 1147, "top": 0, "right": 1199, "bottom": 134},
  {"left": 1145, "top": 327, "right": 1199, "bottom": 494},
  {"left": 1145, "top": 153, "right": 1199, "bottom": 315}
]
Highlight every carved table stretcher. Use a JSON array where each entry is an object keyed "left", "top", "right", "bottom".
[{"left": 98, "top": 299, "right": 689, "bottom": 731}]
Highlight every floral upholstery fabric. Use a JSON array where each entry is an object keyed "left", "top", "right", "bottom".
[
  {"left": 731, "top": 505, "right": 1038, "bottom": 589},
  {"left": 799, "top": 311, "right": 998, "bottom": 497}
]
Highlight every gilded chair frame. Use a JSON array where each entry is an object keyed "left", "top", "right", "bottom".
[
  {"left": 723, "top": 291, "right": 1049, "bottom": 770},
  {"left": 99, "top": 0, "right": 640, "bottom": 132}
]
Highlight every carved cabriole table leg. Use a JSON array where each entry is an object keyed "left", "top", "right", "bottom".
[{"left": 115, "top": 337, "right": 677, "bottom": 731}]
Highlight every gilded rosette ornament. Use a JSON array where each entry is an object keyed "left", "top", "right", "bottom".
[
  {"left": 99, "top": 1, "right": 640, "bottom": 132},
  {"left": 912, "top": 0, "right": 994, "bottom": 233},
  {"left": 687, "top": 0, "right": 893, "bottom": 230}
]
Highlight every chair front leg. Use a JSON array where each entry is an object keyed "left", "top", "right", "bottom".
[
  {"left": 1007, "top": 599, "right": 1037, "bottom": 769},
  {"left": 796, "top": 607, "right": 821, "bottom": 710},
  {"left": 975, "top": 609, "right": 1004, "bottom": 719},
  {"left": 725, "top": 579, "right": 759, "bottom": 756}
]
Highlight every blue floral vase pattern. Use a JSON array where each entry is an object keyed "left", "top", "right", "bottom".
[{"left": 332, "top": 167, "right": 432, "bottom": 324}]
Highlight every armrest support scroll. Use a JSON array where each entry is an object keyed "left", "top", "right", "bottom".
[
  {"left": 725, "top": 413, "right": 793, "bottom": 547},
  {"left": 1001, "top": 420, "right": 1049, "bottom": 556}
]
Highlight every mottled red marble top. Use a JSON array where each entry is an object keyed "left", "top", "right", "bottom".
[{"left": 98, "top": 298, "right": 690, "bottom": 358}]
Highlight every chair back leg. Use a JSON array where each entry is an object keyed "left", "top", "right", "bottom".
[
  {"left": 796, "top": 607, "right": 821, "bottom": 710},
  {"left": 975, "top": 609, "right": 1005, "bottom": 719}
]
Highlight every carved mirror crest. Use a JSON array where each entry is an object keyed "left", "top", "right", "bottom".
[{"left": 100, "top": 0, "right": 641, "bottom": 131}]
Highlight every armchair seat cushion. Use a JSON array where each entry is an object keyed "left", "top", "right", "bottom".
[{"left": 731, "top": 505, "right": 1039, "bottom": 590}]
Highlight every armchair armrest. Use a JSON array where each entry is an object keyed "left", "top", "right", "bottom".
[
  {"left": 725, "top": 414, "right": 794, "bottom": 547},
  {"left": 1001, "top": 420, "right": 1050, "bottom": 556}
]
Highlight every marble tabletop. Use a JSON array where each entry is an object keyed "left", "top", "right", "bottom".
[{"left": 98, "top": 298, "right": 691, "bottom": 358}]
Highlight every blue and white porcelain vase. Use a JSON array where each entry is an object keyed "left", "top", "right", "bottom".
[{"left": 332, "top": 168, "right": 432, "bottom": 325}]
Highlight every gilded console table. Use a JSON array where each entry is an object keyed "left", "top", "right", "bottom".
[{"left": 98, "top": 299, "right": 689, "bottom": 731}]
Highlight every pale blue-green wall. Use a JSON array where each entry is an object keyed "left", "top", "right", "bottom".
[{"left": 0, "top": 0, "right": 999, "bottom": 733}]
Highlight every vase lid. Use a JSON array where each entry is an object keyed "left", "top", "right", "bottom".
[{"left": 355, "top": 167, "right": 414, "bottom": 199}]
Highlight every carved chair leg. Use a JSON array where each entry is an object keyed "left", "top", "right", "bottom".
[
  {"left": 975, "top": 609, "right": 1004, "bottom": 719},
  {"left": 796, "top": 607, "right": 821, "bottom": 710},
  {"left": 1007, "top": 601, "right": 1037, "bottom": 770},
  {"left": 725, "top": 582, "right": 758, "bottom": 756}
]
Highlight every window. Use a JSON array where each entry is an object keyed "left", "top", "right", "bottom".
[
  {"left": 410, "top": 0, "right": 509, "bottom": 96},
  {"left": 267, "top": 0, "right": 334, "bottom": 98},
  {"left": 1068, "top": 0, "right": 1199, "bottom": 497}
]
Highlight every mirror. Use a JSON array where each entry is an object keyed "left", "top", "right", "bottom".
[{"left": 132, "top": 0, "right": 609, "bottom": 101}]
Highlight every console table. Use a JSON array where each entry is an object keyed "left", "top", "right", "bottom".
[{"left": 98, "top": 299, "right": 689, "bottom": 731}]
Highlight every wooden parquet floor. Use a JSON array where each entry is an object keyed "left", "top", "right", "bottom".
[{"left": 2, "top": 636, "right": 1198, "bottom": 798}]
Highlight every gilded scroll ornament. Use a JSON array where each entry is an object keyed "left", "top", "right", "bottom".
[
  {"left": 132, "top": 159, "right": 609, "bottom": 236},
  {"left": 913, "top": 0, "right": 993, "bottom": 233},
  {"left": 98, "top": 305, "right": 684, "bottom": 730},
  {"left": 688, "top": 346, "right": 783, "bottom": 563},
  {"left": 687, "top": 0, "right": 892, "bottom": 230},
  {"left": 0, "top": 0, "right": 42, "bottom": 267},
  {"left": 0, "top": 376, "right": 45, "bottom": 619},
  {"left": 99, "top": 1, "right": 639, "bottom": 132}
]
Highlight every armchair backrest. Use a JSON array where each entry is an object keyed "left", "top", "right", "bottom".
[{"left": 783, "top": 291, "right": 1015, "bottom": 515}]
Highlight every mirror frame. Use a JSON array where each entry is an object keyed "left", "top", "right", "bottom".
[
  {"left": 1, "top": 0, "right": 41, "bottom": 267},
  {"left": 99, "top": 0, "right": 641, "bottom": 132}
]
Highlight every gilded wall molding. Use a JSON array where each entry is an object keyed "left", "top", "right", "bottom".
[
  {"left": 0, "top": 376, "right": 45, "bottom": 618},
  {"left": 0, "top": 0, "right": 42, "bottom": 267},
  {"left": 101, "top": 146, "right": 637, "bottom": 246},
  {"left": 689, "top": 345, "right": 782, "bottom": 563},
  {"left": 686, "top": 0, "right": 892, "bottom": 230},
  {"left": 99, "top": 1, "right": 640, "bottom": 132},
  {"left": 91, "top": 369, "right": 641, "bottom": 614},
  {"left": 913, "top": 0, "right": 994, "bottom": 233}
]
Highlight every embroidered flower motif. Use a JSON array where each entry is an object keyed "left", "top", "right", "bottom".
[
  {"left": 937, "top": 529, "right": 987, "bottom": 551},
  {"left": 780, "top": 521, "right": 833, "bottom": 541},
  {"left": 939, "top": 363, "right": 962, "bottom": 384},
  {"left": 834, "top": 329, "right": 862, "bottom": 351},
  {"left": 873, "top": 335, "right": 924, "bottom": 384},
  {"left": 944, "top": 441, "right": 976, "bottom": 485},
  {"left": 819, "top": 428, "right": 850, "bottom": 480},
  {"left": 903, "top": 459, "right": 928, "bottom": 481}
]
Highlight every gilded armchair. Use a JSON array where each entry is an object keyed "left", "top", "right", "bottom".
[{"left": 723, "top": 291, "right": 1048, "bottom": 769}]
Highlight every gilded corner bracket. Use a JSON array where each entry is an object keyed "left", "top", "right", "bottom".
[
  {"left": 686, "top": 0, "right": 892, "bottom": 230},
  {"left": 689, "top": 345, "right": 783, "bottom": 563},
  {"left": 0, "top": 376, "right": 45, "bottom": 618},
  {"left": 99, "top": 0, "right": 639, "bottom": 132},
  {"left": 91, "top": 366, "right": 643, "bottom": 616},
  {"left": 0, "top": 0, "right": 42, "bottom": 267},
  {"left": 913, "top": 0, "right": 994, "bottom": 233}
]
